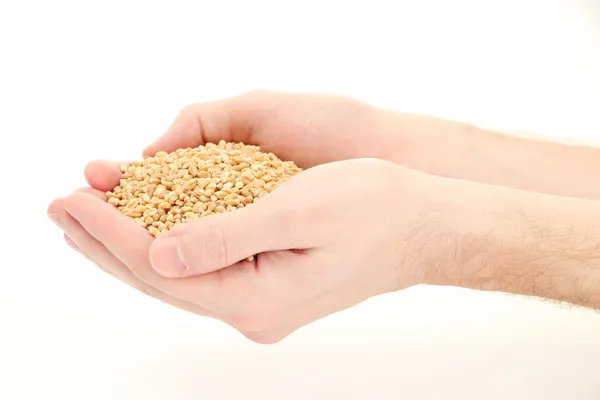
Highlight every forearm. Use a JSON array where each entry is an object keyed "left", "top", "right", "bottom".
[
  {"left": 390, "top": 112, "right": 600, "bottom": 200},
  {"left": 433, "top": 179, "right": 600, "bottom": 309}
]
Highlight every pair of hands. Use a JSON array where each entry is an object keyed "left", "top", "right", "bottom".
[{"left": 47, "top": 91, "right": 455, "bottom": 343}]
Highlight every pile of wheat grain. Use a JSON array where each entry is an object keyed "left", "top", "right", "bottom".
[{"left": 106, "top": 141, "right": 302, "bottom": 237}]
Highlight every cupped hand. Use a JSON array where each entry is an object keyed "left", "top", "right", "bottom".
[
  {"left": 48, "top": 91, "right": 459, "bottom": 343},
  {"left": 46, "top": 91, "right": 408, "bottom": 341},
  {"left": 142, "top": 90, "right": 406, "bottom": 168},
  {"left": 57, "top": 158, "right": 452, "bottom": 343},
  {"left": 80, "top": 90, "right": 408, "bottom": 196}
]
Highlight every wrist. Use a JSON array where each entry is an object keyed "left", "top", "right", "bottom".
[{"left": 385, "top": 168, "right": 467, "bottom": 291}]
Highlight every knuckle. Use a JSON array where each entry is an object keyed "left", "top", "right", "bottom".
[{"left": 275, "top": 202, "right": 321, "bottom": 241}]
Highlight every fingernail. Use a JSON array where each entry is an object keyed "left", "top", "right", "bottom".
[
  {"left": 48, "top": 213, "right": 62, "bottom": 228},
  {"left": 150, "top": 236, "right": 187, "bottom": 277}
]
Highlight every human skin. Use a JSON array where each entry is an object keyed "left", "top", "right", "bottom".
[
  {"left": 47, "top": 91, "right": 600, "bottom": 343},
  {"left": 141, "top": 91, "right": 600, "bottom": 200}
]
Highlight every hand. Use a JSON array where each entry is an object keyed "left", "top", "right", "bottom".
[
  {"left": 142, "top": 90, "right": 407, "bottom": 167},
  {"left": 78, "top": 90, "right": 410, "bottom": 208},
  {"left": 56, "top": 159, "right": 450, "bottom": 343},
  {"left": 47, "top": 90, "right": 413, "bottom": 339}
]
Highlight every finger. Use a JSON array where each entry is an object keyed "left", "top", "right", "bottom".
[
  {"left": 75, "top": 186, "right": 107, "bottom": 198},
  {"left": 64, "top": 233, "right": 116, "bottom": 277},
  {"left": 142, "top": 92, "right": 261, "bottom": 157},
  {"left": 62, "top": 215, "right": 216, "bottom": 317},
  {"left": 148, "top": 196, "right": 315, "bottom": 278},
  {"left": 52, "top": 194, "right": 219, "bottom": 318},
  {"left": 53, "top": 189, "right": 134, "bottom": 281},
  {"left": 64, "top": 233, "right": 84, "bottom": 254},
  {"left": 84, "top": 160, "right": 126, "bottom": 192},
  {"left": 63, "top": 192, "right": 222, "bottom": 306},
  {"left": 50, "top": 196, "right": 145, "bottom": 288}
]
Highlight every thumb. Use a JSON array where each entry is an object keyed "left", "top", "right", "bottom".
[
  {"left": 142, "top": 91, "right": 268, "bottom": 158},
  {"left": 149, "top": 202, "right": 303, "bottom": 278}
]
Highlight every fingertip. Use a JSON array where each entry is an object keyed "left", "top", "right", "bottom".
[
  {"left": 84, "top": 160, "right": 124, "bottom": 191},
  {"left": 142, "top": 134, "right": 194, "bottom": 157},
  {"left": 143, "top": 140, "right": 173, "bottom": 157},
  {"left": 47, "top": 198, "right": 65, "bottom": 215},
  {"left": 84, "top": 159, "right": 114, "bottom": 177},
  {"left": 143, "top": 102, "right": 217, "bottom": 157},
  {"left": 142, "top": 144, "right": 157, "bottom": 158},
  {"left": 83, "top": 160, "right": 99, "bottom": 177}
]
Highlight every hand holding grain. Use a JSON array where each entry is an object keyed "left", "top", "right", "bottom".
[
  {"left": 48, "top": 91, "right": 600, "bottom": 344},
  {"left": 46, "top": 91, "right": 430, "bottom": 342},
  {"left": 140, "top": 90, "right": 406, "bottom": 167},
  {"left": 55, "top": 158, "right": 446, "bottom": 343}
]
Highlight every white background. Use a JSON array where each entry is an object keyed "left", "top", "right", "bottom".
[{"left": 1, "top": 0, "right": 600, "bottom": 399}]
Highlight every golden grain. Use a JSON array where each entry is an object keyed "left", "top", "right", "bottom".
[{"left": 106, "top": 142, "right": 302, "bottom": 242}]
